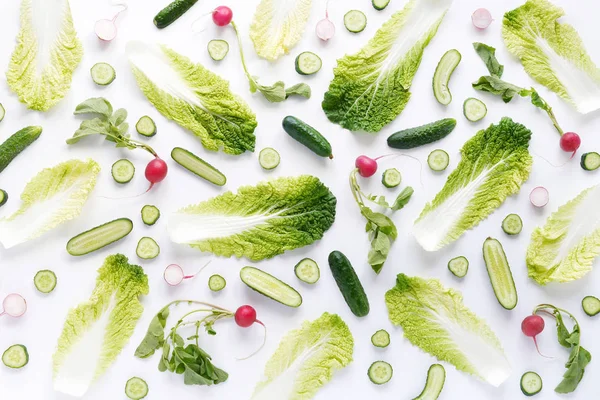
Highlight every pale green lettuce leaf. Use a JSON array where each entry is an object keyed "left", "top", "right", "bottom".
[
  {"left": 127, "top": 41, "right": 257, "bottom": 155},
  {"left": 386, "top": 274, "right": 511, "bottom": 386},
  {"left": 527, "top": 185, "right": 600, "bottom": 285},
  {"left": 0, "top": 159, "right": 99, "bottom": 249},
  {"left": 252, "top": 312, "right": 353, "bottom": 400},
  {"left": 167, "top": 175, "right": 336, "bottom": 261},
  {"left": 503, "top": 0, "right": 600, "bottom": 114},
  {"left": 413, "top": 118, "right": 532, "bottom": 251},
  {"left": 250, "top": 0, "right": 312, "bottom": 61},
  {"left": 6, "top": 0, "right": 83, "bottom": 111},
  {"left": 322, "top": 0, "right": 452, "bottom": 132},
  {"left": 53, "top": 254, "right": 149, "bottom": 397}
]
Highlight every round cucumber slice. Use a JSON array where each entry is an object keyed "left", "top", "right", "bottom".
[
  {"left": 112, "top": 159, "right": 135, "bottom": 184},
  {"left": 295, "top": 52, "right": 322, "bottom": 75},
  {"left": 259, "top": 148, "right": 280, "bottom": 170},
  {"left": 2, "top": 345, "right": 28, "bottom": 369},
  {"left": 34, "top": 270, "right": 57, "bottom": 293},
  {"left": 125, "top": 377, "right": 149, "bottom": 400},
  {"left": 427, "top": 149, "right": 450, "bottom": 171},
  {"left": 382, "top": 168, "right": 402, "bottom": 188},
  {"left": 208, "top": 274, "right": 226, "bottom": 292},
  {"left": 371, "top": 330, "right": 390, "bottom": 348},
  {"left": 0, "top": 189, "right": 7, "bottom": 207},
  {"left": 208, "top": 39, "right": 229, "bottom": 61},
  {"left": 0, "top": 103, "right": 5, "bottom": 122},
  {"left": 581, "top": 152, "right": 600, "bottom": 171},
  {"left": 502, "top": 214, "right": 523, "bottom": 235},
  {"left": 136, "top": 237, "right": 160, "bottom": 260},
  {"left": 141, "top": 205, "right": 160, "bottom": 226},
  {"left": 520, "top": 371, "right": 542, "bottom": 396},
  {"left": 448, "top": 256, "right": 469, "bottom": 278},
  {"left": 136, "top": 116, "right": 157, "bottom": 137},
  {"left": 294, "top": 258, "right": 320, "bottom": 284},
  {"left": 90, "top": 62, "right": 116, "bottom": 86},
  {"left": 463, "top": 98, "right": 487, "bottom": 122},
  {"left": 582, "top": 296, "right": 600, "bottom": 316},
  {"left": 344, "top": 10, "right": 367, "bottom": 33},
  {"left": 368, "top": 361, "right": 393, "bottom": 385}
]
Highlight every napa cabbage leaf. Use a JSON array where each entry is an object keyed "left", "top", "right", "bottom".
[
  {"left": 386, "top": 274, "right": 511, "bottom": 387},
  {"left": 527, "top": 185, "right": 600, "bottom": 285},
  {"left": 250, "top": 0, "right": 312, "bottom": 61},
  {"left": 413, "top": 118, "right": 532, "bottom": 251},
  {"left": 127, "top": 41, "right": 257, "bottom": 155},
  {"left": 7, "top": 0, "right": 83, "bottom": 111},
  {"left": 252, "top": 312, "right": 353, "bottom": 400},
  {"left": 503, "top": 0, "right": 600, "bottom": 114},
  {"left": 167, "top": 175, "right": 336, "bottom": 261},
  {"left": 0, "top": 159, "right": 99, "bottom": 249},
  {"left": 53, "top": 254, "right": 149, "bottom": 397},
  {"left": 322, "top": 0, "right": 452, "bottom": 132}
]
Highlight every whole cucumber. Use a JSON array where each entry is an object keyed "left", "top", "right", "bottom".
[
  {"left": 0, "top": 126, "right": 42, "bottom": 174},
  {"left": 282, "top": 116, "right": 333, "bottom": 159},
  {"left": 328, "top": 250, "right": 370, "bottom": 317},
  {"left": 387, "top": 118, "right": 456, "bottom": 149},
  {"left": 154, "top": 0, "right": 199, "bottom": 29}
]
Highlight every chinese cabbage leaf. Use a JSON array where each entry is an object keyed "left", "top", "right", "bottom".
[
  {"left": 503, "top": 0, "right": 600, "bottom": 114},
  {"left": 167, "top": 175, "right": 336, "bottom": 261},
  {"left": 0, "top": 159, "right": 99, "bottom": 249},
  {"left": 252, "top": 312, "right": 353, "bottom": 400},
  {"left": 527, "top": 185, "right": 600, "bottom": 285},
  {"left": 413, "top": 118, "right": 532, "bottom": 251},
  {"left": 322, "top": 0, "right": 452, "bottom": 132},
  {"left": 127, "top": 41, "right": 257, "bottom": 155},
  {"left": 53, "top": 254, "right": 149, "bottom": 397},
  {"left": 250, "top": 0, "right": 312, "bottom": 61},
  {"left": 7, "top": 0, "right": 83, "bottom": 111},
  {"left": 386, "top": 274, "right": 511, "bottom": 386}
]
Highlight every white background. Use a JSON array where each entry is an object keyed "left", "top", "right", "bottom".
[{"left": 1, "top": 0, "right": 599, "bottom": 399}]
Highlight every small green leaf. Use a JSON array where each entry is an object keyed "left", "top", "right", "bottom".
[
  {"left": 285, "top": 83, "right": 312, "bottom": 99},
  {"left": 473, "top": 42, "right": 504, "bottom": 78},
  {"left": 67, "top": 118, "right": 112, "bottom": 145},
  {"left": 74, "top": 97, "right": 113, "bottom": 118},
  {"left": 110, "top": 108, "right": 128, "bottom": 127},
  {"left": 255, "top": 80, "right": 287, "bottom": 102},
  {"left": 472, "top": 76, "right": 524, "bottom": 103},
  {"left": 391, "top": 187, "right": 414, "bottom": 211}
]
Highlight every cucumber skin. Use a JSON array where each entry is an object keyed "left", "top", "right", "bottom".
[
  {"left": 66, "top": 218, "right": 133, "bottom": 256},
  {"left": 328, "top": 251, "right": 370, "bottom": 317},
  {"left": 154, "top": 0, "right": 198, "bottom": 29},
  {"left": 580, "top": 152, "right": 600, "bottom": 171},
  {"left": 387, "top": 119, "right": 456, "bottom": 149},
  {"left": 0, "top": 189, "right": 7, "bottom": 207},
  {"left": 0, "top": 126, "right": 42, "bottom": 174},
  {"left": 282, "top": 116, "right": 333, "bottom": 158}
]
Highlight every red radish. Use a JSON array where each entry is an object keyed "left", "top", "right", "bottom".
[
  {"left": 530, "top": 186, "right": 549, "bottom": 208},
  {"left": 472, "top": 8, "right": 493, "bottom": 29},
  {"left": 235, "top": 305, "right": 258, "bottom": 328},
  {"left": 95, "top": 4, "right": 127, "bottom": 41},
  {"left": 145, "top": 157, "right": 168, "bottom": 191},
  {"left": 163, "top": 261, "right": 212, "bottom": 286},
  {"left": 559, "top": 132, "right": 581, "bottom": 153},
  {"left": 522, "top": 314, "right": 552, "bottom": 358},
  {"left": 212, "top": 6, "right": 233, "bottom": 26},
  {"left": 316, "top": 3, "right": 335, "bottom": 41},
  {"left": 0, "top": 294, "right": 27, "bottom": 318},
  {"left": 355, "top": 155, "right": 378, "bottom": 178}
]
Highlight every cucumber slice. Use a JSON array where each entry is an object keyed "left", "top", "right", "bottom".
[
  {"left": 34, "top": 270, "right": 57, "bottom": 293},
  {"left": 208, "top": 274, "right": 226, "bottom": 292},
  {"left": 0, "top": 189, "right": 7, "bottom": 207},
  {"left": 171, "top": 147, "right": 226, "bottom": 186},
  {"left": 580, "top": 152, "right": 600, "bottom": 171},
  {"left": 433, "top": 49, "right": 461, "bottom": 105},
  {"left": 136, "top": 116, "right": 157, "bottom": 137},
  {"left": 368, "top": 361, "right": 393, "bottom": 385},
  {"left": 295, "top": 52, "right": 322, "bottom": 75},
  {"left": 414, "top": 364, "right": 446, "bottom": 400},
  {"left": 463, "top": 98, "right": 487, "bottom": 122},
  {"left": 112, "top": 159, "right": 135, "bottom": 184},
  {"left": 582, "top": 296, "right": 600, "bottom": 316},
  {"left": 66, "top": 218, "right": 134, "bottom": 256},
  {"left": 344, "top": 10, "right": 367, "bottom": 33},
  {"left": 0, "top": 103, "right": 5, "bottom": 122},
  {"left": 382, "top": 168, "right": 401, "bottom": 188},
  {"left": 502, "top": 214, "right": 523, "bottom": 235},
  {"left": 372, "top": 0, "right": 390, "bottom": 10},
  {"left": 208, "top": 39, "right": 229, "bottom": 61},
  {"left": 125, "top": 377, "right": 149, "bottom": 400},
  {"left": 90, "top": 62, "right": 116, "bottom": 85},
  {"left": 136, "top": 237, "right": 160, "bottom": 260},
  {"left": 294, "top": 258, "right": 320, "bottom": 284},
  {"left": 482, "top": 238, "right": 518, "bottom": 310},
  {"left": 141, "top": 205, "right": 160, "bottom": 226},
  {"left": 520, "top": 371, "right": 542, "bottom": 396},
  {"left": 2, "top": 345, "right": 28, "bottom": 369},
  {"left": 371, "top": 330, "right": 390, "bottom": 348},
  {"left": 259, "top": 147, "right": 280, "bottom": 170},
  {"left": 448, "top": 256, "right": 468, "bottom": 278},
  {"left": 240, "top": 266, "right": 302, "bottom": 307},
  {"left": 427, "top": 149, "right": 449, "bottom": 171}
]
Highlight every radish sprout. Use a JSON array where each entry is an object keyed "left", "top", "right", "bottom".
[
  {"left": 164, "top": 261, "right": 212, "bottom": 286},
  {"left": 0, "top": 294, "right": 27, "bottom": 318},
  {"left": 95, "top": 4, "right": 127, "bottom": 41},
  {"left": 530, "top": 186, "right": 549, "bottom": 208},
  {"left": 472, "top": 8, "right": 492, "bottom": 29},
  {"left": 316, "top": 1, "right": 335, "bottom": 41}
]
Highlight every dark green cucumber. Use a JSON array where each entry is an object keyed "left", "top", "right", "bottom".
[
  {"left": 387, "top": 119, "right": 456, "bottom": 149},
  {"left": 328, "top": 250, "right": 369, "bottom": 317},
  {"left": 0, "top": 189, "right": 7, "bottom": 207},
  {"left": 0, "top": 126, "right": 42, "bottom": 174},
  {"left": 282, "top": 116, "right": 333, "bottom": 159},
  {"left": 154, "top": 0, "right": 198, "bottom": 29}
]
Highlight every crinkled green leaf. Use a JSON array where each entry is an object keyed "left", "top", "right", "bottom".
[
  {"left": 386, "top": 274, "right": 511, "bottom": 386},
  {"left": 0, "top": 159, "right": 100, "bottom": 249},
  {"left": 285, "top": 83, "right": 311, "bottom": 99},
  {"left": 473, "top": 42, "right": 504, "bottom": 78},
  {"left": 322, "top": 0, "right": 452, "bottom": 132},
  {"left": 527, "top": 185, "right": 600, "bottom": 285},
  {"left": 53, "top": 254, "right": 149, "bottom": 397},
  {"left": 167, "top": 175, "right": 336, "bottom": 261},
  {"left": 252, "top": 312, "right": 353, "bottom": 400},
  {"left": 7, "top": 0, "right": 83, "bottom": 111},
  {"left": 413, "top": 118, "right": 532, "bottom": 251},
  {"left": 74, "top": 98, "right": 113, "bottom": 118}
]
